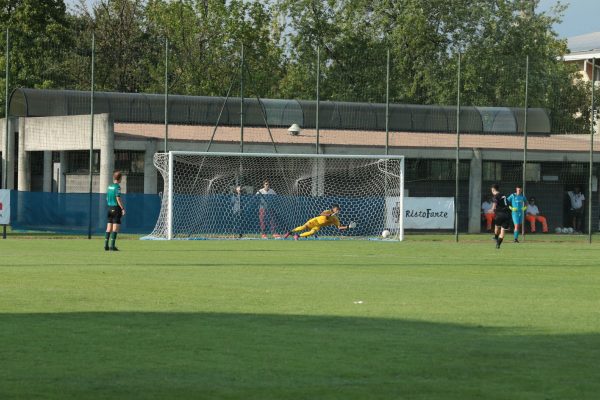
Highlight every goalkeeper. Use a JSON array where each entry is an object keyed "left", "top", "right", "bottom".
[
  {"left": 283, "top": 204, "right": 355, "bottom": 239},
  {"left": 507, "top": 185, "right": 528, "bottom": 243}
]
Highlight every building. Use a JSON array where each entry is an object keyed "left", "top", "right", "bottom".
[
  {"left": 565, "top": 31, "right": 600, "bottom": 83},
  {"left": 2, "top": 88, "right": 599, "bottom": 233}
]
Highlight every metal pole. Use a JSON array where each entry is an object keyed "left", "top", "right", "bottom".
[
  {"left": 2, "top": 28, "right": 8, "bottom": 239},
  {"left": 164, "top": 38, "right": 169, "bottom": 153},
  {"left": 240, "top": 43, "right": 244, "bottom": 153},
  {"left": 522, "top": 55, "right": 529, "bottom": 240},
  {"left": 3, "top": 28, "right": 8, "bottom": 190},
  {"left": 454, "top": 52, "right": 461, "bottom": 242},
  {"left": 87, "top": 33, "right": 95, "bottom": 239},
  {"left": 589, "top": 57, "right": 595, "bottom": 244},
  {"left": 385, "top": 48, "right": 390, "bottom": 155},
  {"left": 316, "top": 45, "right": 320, "bottom": 154}
]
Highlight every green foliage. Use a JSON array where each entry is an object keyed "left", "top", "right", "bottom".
[{"left": 0, "top": 0, "right": 592, "bottom": 133}]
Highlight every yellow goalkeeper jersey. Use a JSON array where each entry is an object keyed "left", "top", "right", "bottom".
[{"left": 306, "top": 211, "right": 341, "bottom": 228}]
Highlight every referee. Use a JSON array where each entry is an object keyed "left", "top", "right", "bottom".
[
  {"left": 105, "top": 171, "right": 125, "bottom": 251},
  {"left": 490, "top": 184, "right": 511, "bottom": 249}
]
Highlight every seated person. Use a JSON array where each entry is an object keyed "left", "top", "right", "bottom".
[
  {"left": 525, "top": 197, "right": 548, "bottom": 233},
  {"left": 481, "top": 196, "right": 495, "bottom": 231}
]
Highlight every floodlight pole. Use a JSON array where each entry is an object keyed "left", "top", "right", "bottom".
[
  {"left": 240, "top": 43, "right": 244, "bottom": 153},
  {"left": 316, "top": 45, "right": 320, "bottom": 154},
  {"left": 385, "top": 48, "right": 390, "bottom": 156},
  {"left": 87, "top": 32, "right": 95, "bottom": 240},
  {"left": 164, "top": 38, "right": 169, "bottom": 153},
  {"left": 588, "top": 57, "right": 596, "bottom": 244},
  {"left": 454, "top": 52, "right": 461, "bottom": 243},
  {"left": 2, "top": 28, "right": 8, "bottom": 239},
  {"left": 522, "top": 55, "right": 529, "bottom": 241}
]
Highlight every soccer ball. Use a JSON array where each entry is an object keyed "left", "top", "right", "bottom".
[
  {"left": 562, "top": 227, "right": 570, "bottom": 234},
  {"left": 555, "top": 227, "right": 562, "bottom": 234},
  {"left": 567, "top": 227, "right": 574, "bottom": 234},
  {"left": 381, "top": 229, "right": 391, "bottom": 239}
]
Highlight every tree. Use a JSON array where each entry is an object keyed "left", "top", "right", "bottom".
[
  {"left": 145, "top": 0, "right": 284, "bottom": 98},
  {"left": 72, "top": 0, "right": 159, "bottom": 93},
  {"left": 0, "top": 0, "right": 73, "bottom": 115}
]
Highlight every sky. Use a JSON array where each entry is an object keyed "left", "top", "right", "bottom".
[
  {"left": 66, "top": 0, "right": 599, "bottom": 39},
  {"left": 538, "top": 0, "right": 600, "bottom": 38}
]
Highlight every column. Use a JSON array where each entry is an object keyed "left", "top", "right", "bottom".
[
  {"left": 17, "top": 119, "right": 30, "bottom": 191},
  {"left": 99, "top": 115, "right": 114, "bottom": 193},
  {"left": 144, "top": 140, "right": 158, "bottom": 194},
  {"left": 311, "top": 157, "right": 325, "bottom": 196},
  {"left": 1, "top": 117, "right": 16, "bottom": 189},
  {"left": 42, "top": 151, "right": 53, "bottom": 192},
  {"left": 58, "top": 151, "right": 67, "bottom": 193},
  {"left": 468, "top": 149, "right": 483, "bottom": 233}
]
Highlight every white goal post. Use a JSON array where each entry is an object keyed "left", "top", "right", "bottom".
[{"left": 145, "top": 151, "right": 405, "bottom": 241}]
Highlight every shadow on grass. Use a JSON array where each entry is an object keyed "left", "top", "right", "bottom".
[{"left": 1, "top": 312, "right": 598, "bottom": 400}]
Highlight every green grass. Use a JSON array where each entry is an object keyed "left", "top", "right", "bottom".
[{"left": 1, "top": 236, "right": 599, "bottom": 399}]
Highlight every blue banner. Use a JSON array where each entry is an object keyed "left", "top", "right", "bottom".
[
  {"left": 10, "top": 191, "right": 160, "bottom": 235},
  {"left": 8, "top": 191, "right": 386, "bottom": 237}
]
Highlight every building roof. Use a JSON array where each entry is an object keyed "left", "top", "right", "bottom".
[
  {"left": 564, "top": 32, "right": 600, "bottom": 61},
  {"left": 114, "top": 123, "right": 598, "bottom": 154},
  {"left": 9, "top": 88, "right": 551, "bottom": 135}
]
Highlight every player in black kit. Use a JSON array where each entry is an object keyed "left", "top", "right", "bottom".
[{"left": 490, "top": 184, "right": 511, "bottom": 249}]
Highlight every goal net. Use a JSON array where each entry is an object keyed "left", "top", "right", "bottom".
[{"left": 145, "top": 152, "right": 404, "bottom": 241}]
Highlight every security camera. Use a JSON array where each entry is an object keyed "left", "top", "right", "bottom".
[{"left": 288, "top": 123, "right": 301, "bottom": 136}]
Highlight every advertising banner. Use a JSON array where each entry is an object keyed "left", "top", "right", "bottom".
[
  {"left": 386, "top": 197, "right": 454, "bottom": 230},
  {"left": 0, "top": 189, "right": 10, "bottom": 225}
]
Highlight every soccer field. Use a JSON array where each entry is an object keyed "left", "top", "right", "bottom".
[{"left": 1, "top": 236, "right": 599, "bottom": 399}]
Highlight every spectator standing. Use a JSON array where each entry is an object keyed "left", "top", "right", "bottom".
[
  {"left": 256, "top": 180, "right": 280, "bottom": 238},
  {"left": 567, "top": 186, "right": 585, "bottom": 233}
]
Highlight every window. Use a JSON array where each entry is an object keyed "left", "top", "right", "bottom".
[
  {"left": 115, "top": 151, "right": 144, "bottom": 174},
  {"left": 406, "top": 159, "right": 469, "bottom": 181},
  {"left": 483, "top": 161, "right": 501, "bottom": 181},
  {"left": 66, "top": 151, "right": 100, "bottom": 173}
]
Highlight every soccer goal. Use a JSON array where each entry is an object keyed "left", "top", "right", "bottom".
[{"left": 145, "top": 152, "right": 404, "bottom": 241}]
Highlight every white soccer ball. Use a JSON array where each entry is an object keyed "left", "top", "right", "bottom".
[
  {"left": 562, "top": 227, "right": 570, "bottom": 234},
  {"left": 555, "top": 227, "right": 562, "bottom": 234},
  {"left": 381, "top": 229, "right": 391, "bottom": 239},
  {"left": 567, "top": 227, "right": 574, "bottom": 234}
]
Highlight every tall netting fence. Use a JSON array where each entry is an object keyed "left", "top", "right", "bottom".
[{"left": 0, "top": 0, "right": 598, "bottom": 239}]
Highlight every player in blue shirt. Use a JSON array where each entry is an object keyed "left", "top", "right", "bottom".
[
  {"left": 507, "top": 185, "right": 527, "bottom": 243},
  {"left": 105, "top": 171, "right": 125, "bottom": 251}
]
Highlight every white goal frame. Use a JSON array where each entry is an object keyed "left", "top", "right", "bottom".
[{"left": 153, "top": 151, "right": 405, "bottom": 241}]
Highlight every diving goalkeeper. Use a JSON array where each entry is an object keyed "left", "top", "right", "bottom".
[{"left": 283, "top": 204, "right": 355, "bottom": 239}]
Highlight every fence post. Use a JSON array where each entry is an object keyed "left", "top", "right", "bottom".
[
  {"left": 454, "top": 52, "right": 461, "bottom": 242},
  {"left": 87, "top": 32, "right": 95, "bottom": 240},
  {"left": 522, "top": 55, "right": 529, "bottom": 240},
  {"left": 589, "top": 57, "right": 596, "bottom": 244},
  {"left": 385, "top": 48, "right": 390, "bottom": 156},
  {"left": 2, "top": 28, "right": 8, "bottom": 239},
  {"left": 240, "top": 43, "right": 244, "bottom": 153},
  {"left": 316, "top": 45, "right": 320, "bottom": 154},
  {"left": 164, "top": 38, "right": 169, "bottom": 153}
]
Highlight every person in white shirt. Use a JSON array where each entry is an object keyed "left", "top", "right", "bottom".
[
  {"left": 567, "top": 186, "right": 585, "bottom": 232},
  {"left": 256, "top": 180, "right": 280, "bottom": 238},
  {"left": 231, "top": 185, "right": 244, "bottom": 238},
  {"left": 525, "top": 197, "right": 548, "bottom": 233},
  {"left": 481, "top": 196, "right": 495, "bottom": 231}
]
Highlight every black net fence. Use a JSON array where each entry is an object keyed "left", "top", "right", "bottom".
[{"left": 0, "top": 0, "right": 598, "bottom": 238}]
